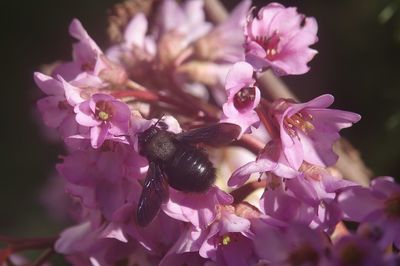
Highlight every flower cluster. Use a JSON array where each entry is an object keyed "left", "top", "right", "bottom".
[{"left": 2, "top": 0, "right": 399, "bottom": 265}]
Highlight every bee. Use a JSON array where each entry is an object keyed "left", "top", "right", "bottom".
[{"left": 136, "top": 120, "right": 241, "bottom": 226}]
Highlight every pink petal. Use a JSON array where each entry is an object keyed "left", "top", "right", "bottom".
[
  {"left": 100, "top": 223, "right": 128, "bottom": 243},
  {"left": 248, "top": 3, "right": 284, "bottom": 38},
  {"left": 37, "top": 96, "right": 69, "bottom": 128},
  {"left": 90, "top": 124, "right": 109, "bottom": 149},
  {"left": 59, "top": 76, "right": 84, "bottom": 106},
  {"left": 34, "top": 72, "right": 63, "bottom": 95},
  {"left": 371, "top": 176, "right": 400, "bottom": 196},
  {"left": 69, "top": 18, "right": 102, "bottom": 53},
  {"left": 75, "top": 102, "right": 100, "bottom": 127},
  {"left": 124, "top": 13, "right": 148, "bottom": 48},
  {"left": 225, "top": 61, "right": 254, "bottom": 93},
  {"left": 268, "top": 7, "right": 303, "bottom": 38},
  {"left": 338, "top": 186, "right": 383, "bottom": 221},
  {"left": 52, "top": 62, "right": 82, "bottom": 81},
  {"left": 55, "top": 222, "right": 91, "bottom": 254},
  {"left": 229, "top": 158, "right": 277, "bottom": 188}
]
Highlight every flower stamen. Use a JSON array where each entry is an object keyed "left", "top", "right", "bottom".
[
  {"left": 95, "top": 100, "right": 114, "bottom": 121},
  {"left": 217, "top": 232, "right": 241, "bottom": 246},
  {"left": 254, "top": 31, "right": 280, "bottom": 60},
  {"left": 233, "top": 86, "right": 256, "bottom": 110},
  {"left": 384, "top": 193, "right": 400, "bottom": 219},
  {"left": 284, "top": 112, "right": 315, "bottom": 138}
]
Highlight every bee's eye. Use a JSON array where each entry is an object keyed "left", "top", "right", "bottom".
[{"left": 158, "top": 121, "right": 168, "bottom": 130}]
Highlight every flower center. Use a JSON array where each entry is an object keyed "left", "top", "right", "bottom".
[
  {"left": 266, "top": 173, "right": 282, "bottom": 190},
  {"left": 255, "top": 31, "right": 280, "bottom": 60},
  {"left": 384, "top": 193, "right": 400, "bottom": 219},
  {"left": 95, "top": 100, "right": 114, "bottom": 121},
  {"left": 339, "top": 242, "right": 364, "bottom": 266},
  {"left": 357, "top": 223, "right": 383, "bottom": 242},
  {"left": 233, "top": 86, "right": 256, "bottom": 110},
  {"left": 80, "top": 57, "right": 96, "bottom": 72},
  {"left": 284, "top": 112, "right": 315, "bottom": 138},
  {"left": 57, "top": 100, "right": 70, "bottom": 110},
  {"left": 288, "top": 244, "right": 319, "bottom": 266},
  {"left": 217, "top": 232, "right": 241, "bottom": 246}
]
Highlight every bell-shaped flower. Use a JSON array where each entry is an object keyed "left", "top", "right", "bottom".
[
  {"left": 338, "top": 176, "right": 400, "bottom": 249},
  {"left": 163, "top": 205, "right": 258, "bottom": 266},
  {"left": 252, "top": 223, "right": 330, "bottom": 265},
  {"left": 229, "top": 140, "right": 299, "bottom": 188},
  {"left": 269, "top": 94, "right": 361, "bottom": 170},
  {"left": 221, "top": 62, "right": 261, "bottom": 135},
  {"left": 35, "top": 72, "right": 87, "bottom": 138},
  {"left": 244, "top": 3, "right": 318, "bottom": 75},
  {"left": 162, "top": 186, "right": 233, "bottom": 229},
  {"left": 74, "top": 93, "right": 131, "bottom": 148},
  {"left": 53, "top": 19, "right": 126, "bottom": 86},
  {"left": 330, "top": 234, "right": 388, "bottom": 266},
  {"left": 193, "top": 0, "right": 251, "bottom": 63}
]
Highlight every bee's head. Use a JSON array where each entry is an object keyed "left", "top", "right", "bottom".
[{"left": 138, "top": 117, "right": 168, "bottom": 156}]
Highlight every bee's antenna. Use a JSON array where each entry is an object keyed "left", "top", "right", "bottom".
[
  {"left": 154, "top": 115, "right": 165, "bottom": 126},
  {"left": 153, "top": 114, "right": 167, "bottom": 130}
]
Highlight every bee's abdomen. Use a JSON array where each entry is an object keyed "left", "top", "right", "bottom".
[{"left": 164, "top": 144, "right": 215, "bottom": 192}]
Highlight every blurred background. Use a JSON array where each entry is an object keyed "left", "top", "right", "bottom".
[{"left": 1, "top": 0, "right": 399, "bottom": 262}]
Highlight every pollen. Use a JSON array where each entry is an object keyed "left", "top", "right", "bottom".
[
  {"left": 233, "top": 86, "right": 256, "bottom": 110},
  {"left": 95, "top": 100, "right": 114, "bottom": 122},
  {"left": 384, "top": 193, "right": 400, "bottom": 219},
  {"left": 254, "top": 32, "right": 281, "bottom": 60},
  {"left": 267, "top": 48, "right": 277, "bottom": 57},
  {"left": 284, "top": 112, "right": 315, "bottom": 138},
  {"left": 98, "top": 111, "right": 109, "bottom": 121},
  {"left": 217, "top": 232, "right": 241, "bottom": 246},
  {"left": 222, "top": 235, "right": 231, "bottom": 245},
  {"left": 288, "top": 244, "right": 319, "bottom": 266},
  {"left": 266, "top": 173, "right": 282, "bottom": 190}
]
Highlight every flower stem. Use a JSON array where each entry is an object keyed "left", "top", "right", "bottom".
[
  {"left": 33, "top": 248, "right": 55, "bottom": 266},
  {"left": 255, "top": 105, "right": 279, "bottom": 139},
  {"left": 126, "top": 79, "right": 146, "bottom": 91},
  {"left": 232, "top": 134, "right": 264, "bottom": 155}
]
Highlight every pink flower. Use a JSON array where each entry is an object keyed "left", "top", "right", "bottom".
[
  {"left": 259, "top": 175, "right": 316, "bottom": 226},
  {"left": 269, "top": 94, "right": 361, "bottom": 170},
  {"left": 162, "top": 186, "right": 233, "bottom": 229},
  {"left": 338, "top": 176, "right": 400, "bottom": 249},
  {"left": 330, "top": 234, "right": 388, "bottom": 266},
  {"left": 164, "top": 205, "right": 257, "bottom": 266},
  {"left": 34, "top": 72, "right": 87, "bottom": 138},
  {"left": 244, "top": 3, "right": 318, "bottom": 75},
  {"left": 228, "top": 140, "right": 299, "bottom": 188},
  {"left": 193, "top": 0, "right": 251, "bottom": 63},
  {"left": 153, "top": 0, "right": 211, "bottom": 44},
  {"left": 74, "top": 93, "right": 131, "bottom": 148},
  {"left": 57, "top": 142, "right": 147, "bottom": 215},
  {"left": 106, "top": 13, "right": 156, "bottom": 73},
  {"left": 53, "top": 19, "right": 126, "bottom": 86},
  {"left": 54, "top": 220, "right": 142, "bottom": 266},
  {"left": 221, "top": 62, "right": 261, "bottom": 135},
  {"left": 252, "top": 223, "right": 330, "bottom": 265}
]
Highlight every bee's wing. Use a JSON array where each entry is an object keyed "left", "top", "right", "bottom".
[
  {"left": 176, "top": 123, "right": 241, "bottom": 146},
  {"left": 136, "top": 161, "right": 169, "bottom": 227}
]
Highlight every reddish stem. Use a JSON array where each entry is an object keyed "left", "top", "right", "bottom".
[
  {"left": 33, "top": 248, "right": 55, "bottom": 266},
  {"left": 255, "top": 105, "right": 279, "bottom": 139},
  {"left": 232, "top": 134, "right": 264, "bottom": 155},
  {"left": 111, "top": 90, "right": 159, "bottom": 101},
  {"left": 231, "top": 180, "right": 266, "bottom": 204}
]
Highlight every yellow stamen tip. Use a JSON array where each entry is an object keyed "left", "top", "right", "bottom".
[
  {"left": 98, "top": 111, "right": 109, "bottom": 121},
  {"left": 222, "top": 235, "right": 231, "bottom": 245}
]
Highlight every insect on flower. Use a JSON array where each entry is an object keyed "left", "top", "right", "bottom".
[{"left": 136, "top": 120, "right": 241, "bottom": 226}]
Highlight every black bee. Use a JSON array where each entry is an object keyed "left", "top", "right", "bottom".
[{"left": 136, "top": 120, "right": 241, "bottom": 226}]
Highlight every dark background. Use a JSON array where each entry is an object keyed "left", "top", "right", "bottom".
[{"left": 1, "top": 0, "right": 399, "bottom": 261}]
